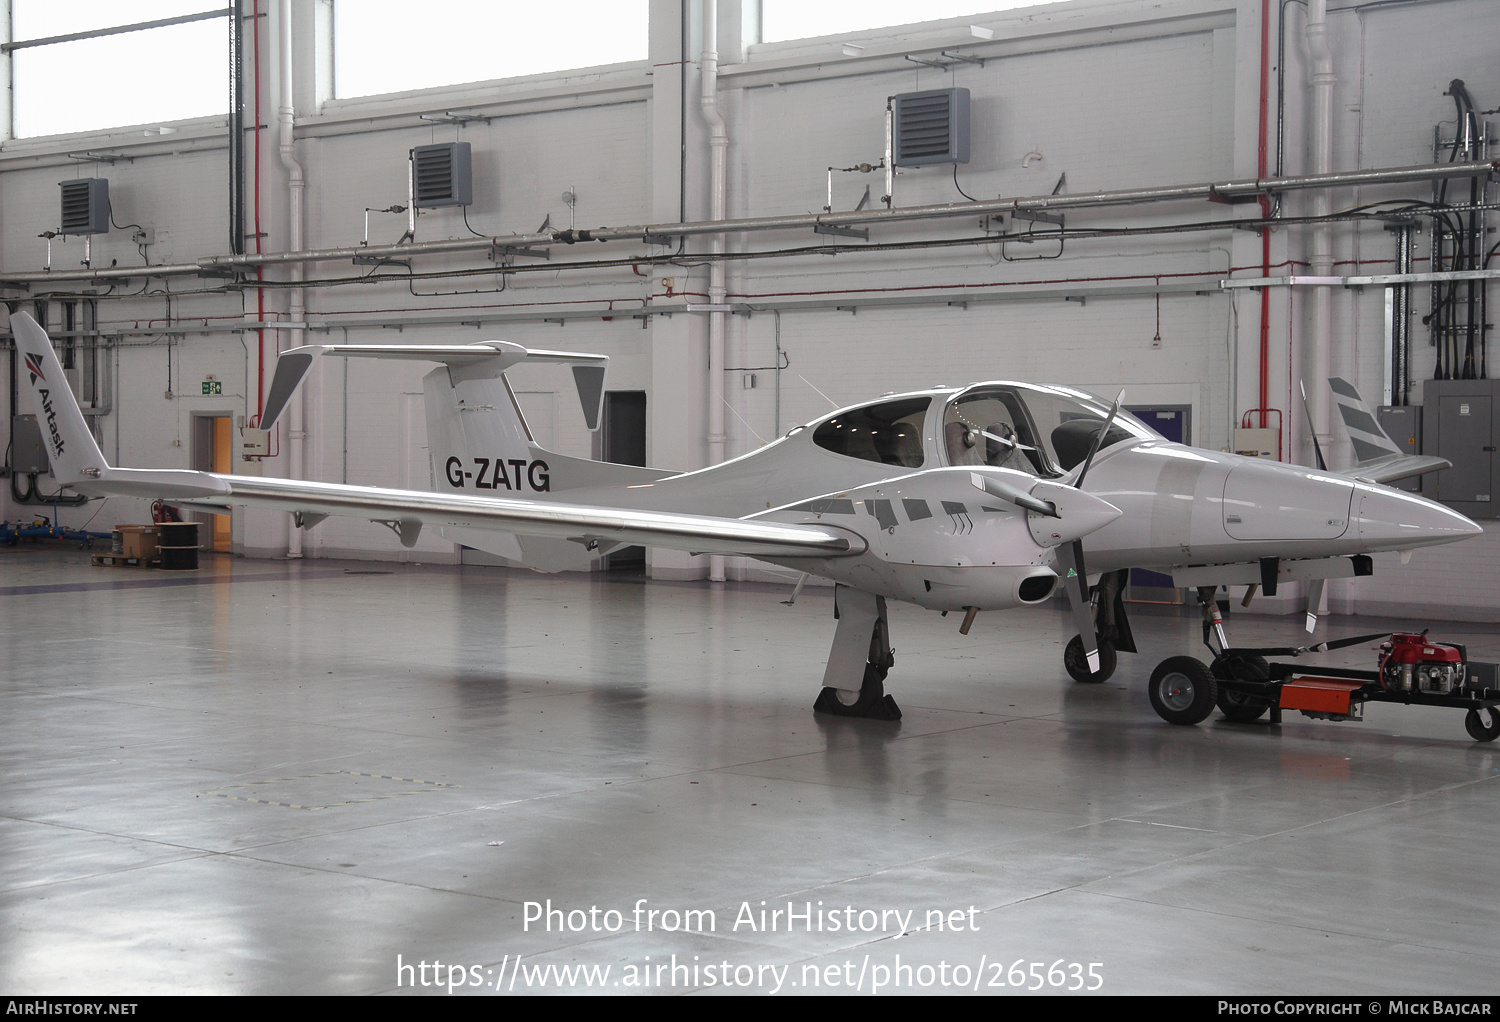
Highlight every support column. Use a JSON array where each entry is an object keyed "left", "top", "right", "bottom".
[{"left": 646, "top": 0, "right": 708, "bottom": 580}]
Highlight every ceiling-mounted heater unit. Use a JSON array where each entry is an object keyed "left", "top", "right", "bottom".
[
  {"left": 410, "top": 142, "right": 473, "bottom": 208},
  {"left": 891, "top": 88, "right": 970, "bottom": 167},
  {"left": 59, "top": 179, "right": 110, "bottom": 234}
]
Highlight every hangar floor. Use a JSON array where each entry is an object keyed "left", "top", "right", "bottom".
[{"left": 3, "top": 546, "right": 1498, "bottom": 996}]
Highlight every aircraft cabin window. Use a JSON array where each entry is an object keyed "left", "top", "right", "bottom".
[{"left": 813, "top": 397, "right": 929, "bottom": 468}]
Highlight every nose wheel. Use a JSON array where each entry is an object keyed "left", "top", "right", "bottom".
[
  {"left": 1060, "top": 569, "right": 1134, "bottom": 685},
  {"left": 1064, "top": 635, "right": 1117, "bottom": 683}
]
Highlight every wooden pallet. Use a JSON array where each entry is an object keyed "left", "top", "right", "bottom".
[{"left": 91, "top": 553, "right": 161, "bottom": 569}]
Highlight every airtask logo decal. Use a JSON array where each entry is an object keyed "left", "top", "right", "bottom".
[
  {"left": 25, "top": 351, "right": 66, "bottom": 458},
  {"left": 445, "top": 456, "right": 550, "bottom": 492}
]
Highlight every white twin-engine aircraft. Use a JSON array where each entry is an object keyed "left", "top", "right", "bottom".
[{"left": 13, "top": 310, "right": 1480, "bottom": 722}]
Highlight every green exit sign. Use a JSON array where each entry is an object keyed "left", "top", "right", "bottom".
[{"left": 202, "top": 380, "right": 222, "bottom": 395}]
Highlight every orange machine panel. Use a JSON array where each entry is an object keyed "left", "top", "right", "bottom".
[{"left": 1279, "top": 677, "right": 1364, "bottom": 714}]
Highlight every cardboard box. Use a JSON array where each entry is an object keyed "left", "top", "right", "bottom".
[{"left": 115, "top": 525, "right": 159, "bottom": 560}]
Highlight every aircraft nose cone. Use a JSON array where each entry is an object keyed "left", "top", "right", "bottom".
[
  {"left": 1354, "top": 484, "right": 1483, "bottom": 548},
  {"left": 1027, "top": 480, "right": 1122, "bottom": 546}
]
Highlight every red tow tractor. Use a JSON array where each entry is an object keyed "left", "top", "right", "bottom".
[{"left": 1147, "top": 631, "right": 1500, "bottom": 742}]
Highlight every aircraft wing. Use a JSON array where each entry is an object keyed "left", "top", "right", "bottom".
[
  {"left": 191, "top": 473, "right": 866, "bottom": 559},
  {"left": 1336, "top": 453, "right": 1451, "bottom": 486}
]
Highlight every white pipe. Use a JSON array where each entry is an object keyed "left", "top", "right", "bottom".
[
  {"left": 700, "top": 0, "right": 727, "bottom": 581},
  {"left": 279, "top": 0, "right": 307, "bottom": 557},
  {"left": 1305, "top": 0, "right": 1336, "bottom": 468}
]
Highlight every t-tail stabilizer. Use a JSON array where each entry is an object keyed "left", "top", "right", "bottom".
[
  {"left": 261, "top": 341, "right": 607, "bottom": 434},
  {"left": 260, "top": 337, "right": 667, "bottom": 568}
]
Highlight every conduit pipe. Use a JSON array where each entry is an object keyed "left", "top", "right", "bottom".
[
  {"left": 278, "top": 0, "right": 307, "bottom": 558},
  {"left": 1, "top": 162, "right": 1493, "bottom": 287},
  {"left": 700, "top": 0, "right": 728, "bottom": 582},
  {"left": 1305, "top": 0, "right": 1336, "bottom": 467}
]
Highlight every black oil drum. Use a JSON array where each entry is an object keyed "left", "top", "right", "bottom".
[{"left": 157, "top": 522, "right": 200, "bottom": 570}]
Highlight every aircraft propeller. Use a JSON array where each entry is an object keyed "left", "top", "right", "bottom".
[
  {"left": 1058, "top": 390, "right": 1126, "bottom": 677},
  {"left": 969, "top": 472, "right": 1059, "bottom": 518}
]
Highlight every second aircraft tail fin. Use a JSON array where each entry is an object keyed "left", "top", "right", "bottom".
[{"left": 1328, "top": 377, "right": 1449, "bottom": 485}]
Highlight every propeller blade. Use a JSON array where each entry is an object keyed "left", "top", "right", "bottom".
[
  {"left": 1073, "top": 389, "right": 1126, "bottom": 489},
  {"left": 1299, "top": 380, "right": 1328, "bottom": 472},
  {"left": 1056, "top": 540, "right": 1100, "bottom": 673},
  {"left": 970, "top": 472, "right": 1058, "bottom": 517},
  {"left": 1304, "top": 577, "right": 1326, "bottom": 634}
]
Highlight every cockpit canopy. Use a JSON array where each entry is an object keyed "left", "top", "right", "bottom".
[{"left": 808, "top": 384, "right": 1155, "bottom": 476}]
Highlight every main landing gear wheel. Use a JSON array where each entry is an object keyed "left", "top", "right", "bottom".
[
  {"left": 1465, "top": 707, "right": 1500, "bottom": 742},
  {"left": 814, "top": 664, "right": 902, "bottom": 721},
  {"left": 1211, "top": 653, "right": 1272, "bottom": 723},
  {"left": 1064, "top": 635, "right": 1117, "bottom": 684},
  {"left": 1148, "top": 656, "right": 1218, "bottom": 725},
  {"left": 814, "top": 587, "right": 902, "bottom": 721}
]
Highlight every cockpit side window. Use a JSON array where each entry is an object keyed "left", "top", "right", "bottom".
[
  {"left": 1008, "top": 386, "right": 1152, "bottom": 472},
  {"left": 813, "top": 397, "right": 929, "bottom": 468},
  {"left": 943, "top": 389, "right": 1048, "bottom": 475},
  {"left": 1049, "top": 416, "right": 1137, "bottom": 471}
]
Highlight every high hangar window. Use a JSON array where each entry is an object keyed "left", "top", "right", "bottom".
[
  {"left": 333, "top": 0, "right": 649, "bottom": 100},
  {"left": 762, "top": 1, "right": 1047, "bottom": 43},
  {"left": 9, "top": 2, "right": 230, "bottom": 139}
]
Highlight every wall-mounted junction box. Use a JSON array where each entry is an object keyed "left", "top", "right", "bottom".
[
  {"left": 1233, "top": 427, "right": 1279, "bottom": 460},
  {"left": 240, "top": 427, "right": 270, "bottom": 457}
]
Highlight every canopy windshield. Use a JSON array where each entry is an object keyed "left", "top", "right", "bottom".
[{"left": 942, "top": 385, "right": 1154, "bottom": 475}]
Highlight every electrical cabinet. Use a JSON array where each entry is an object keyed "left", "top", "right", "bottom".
[
  {"left": 1423, "top": 379, "right": 1500, "bottom": 519},
  {"left": 11, "top": 415, "right": 48, "bottom": 473},
  {"left": 1376, "top": 404, "right": 1423, "bottom": 493}
]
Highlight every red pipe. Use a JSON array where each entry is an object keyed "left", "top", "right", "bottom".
[{"left": 1256, "top": 0, "right": 1275, "bottom": 448}]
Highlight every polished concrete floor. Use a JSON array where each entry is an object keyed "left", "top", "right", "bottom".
[{"left": 3, "top": 544, "right": 1499, "bottom": 996}]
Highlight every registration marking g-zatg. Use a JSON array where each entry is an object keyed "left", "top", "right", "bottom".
[{"left": 446, "top": 456, "right": 550, "bottom": 492}]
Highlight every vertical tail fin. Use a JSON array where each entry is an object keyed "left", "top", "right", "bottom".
[
  {"left": 10, "top": 309, "right": 230, "bottom": 500},
  {"left": 11, "top": 310, "right": 109, "bottom": 485}
]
